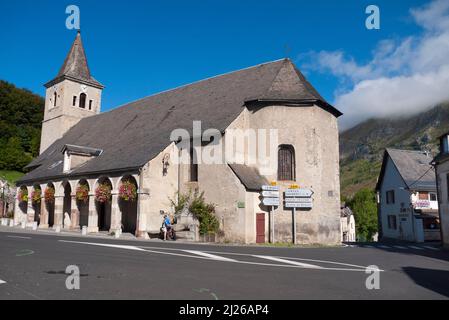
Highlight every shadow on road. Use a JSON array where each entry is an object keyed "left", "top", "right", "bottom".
[{"left": 402, "top": 266, "right": 449, "bottom": 298}]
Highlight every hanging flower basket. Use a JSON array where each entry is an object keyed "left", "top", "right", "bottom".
[
  {"left": 95, "top": 183, "right": 111, "bottom": 203},
  {"left": 119, "top": 180, "right": 137, "bottom": 202},
  {"left": 17, "top": 189, "right": 28, "bottom": 203},
  {"left": 76, "top": 184, "right": 89, "bottom": 203},
  {"left": 31, "top": 189, "right": 42, "bottom": 204},
  {"left": 44, "top": 187, "right": 55, "bottom": 204}
]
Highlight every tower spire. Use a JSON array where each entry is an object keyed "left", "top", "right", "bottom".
[{"left": 45, "top": 32, "right": 103, "bottom": 89}]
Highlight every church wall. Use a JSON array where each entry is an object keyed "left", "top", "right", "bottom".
[
  {"left": 139, "top": 143, "right": 179, "bottom": 234},
  {"left": 245, "top": 104, "right": 341, "bottom": 245}
]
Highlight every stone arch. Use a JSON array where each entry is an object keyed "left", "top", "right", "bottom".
[
  {"left": 32, "top": 184, "right": 42, "bottom": 225},
  {"left": 46, "top": 182, "right": 56, "bottom": 227},
  {"left": 118, "top": 175, "right": 139, "bottom": 234},
  {"left": 61, "top": 181, "right": 72, "bottom": 226},
  {"left": 76, "top": 179, "right": 90, "bottom": 228},
  {"left": 95, "top": 177, "right": 113, "bottom": 232}
]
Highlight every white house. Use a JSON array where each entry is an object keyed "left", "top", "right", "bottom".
[
  {"left": 340, "top": 204, "right": 356, "bottom": 242},
  {"left": 376, "top": 149, "right": 440, "bottom": 243},
  {"left": 432, "top": 132, "right": 449, "bottom": 248}
]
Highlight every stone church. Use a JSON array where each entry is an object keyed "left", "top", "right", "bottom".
[{"left": 15, "top": 32, "right": 343, "bottom": 244}]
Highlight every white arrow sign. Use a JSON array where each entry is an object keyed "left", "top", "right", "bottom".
[
  {"left": 262, "top": 185, "right": 280, "bottom": 192},
  {"left": 285, "top": 189, "right": 314, "bottom": 198},
  {"left": 262, "top": 191, "right": 280, "bottom": 198},
  {"left": 285, "top": 202, "right": 313, "bottom": 209},
  {"left": 263, "top": 198, "right": 280, "bottom": 206},
  {"left": 284, "top": 198, "right": 313, "bottom": 204}
]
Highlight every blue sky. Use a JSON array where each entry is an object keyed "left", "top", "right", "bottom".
[{"left": 1, "top": 0, "right": 445, "bottom": 128}]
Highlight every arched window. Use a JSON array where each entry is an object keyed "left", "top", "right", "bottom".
[
  {"left": 53, "top": 92, "right": 57, "bottom": 107},
  {"left": 79, "top": 93, "right": 87, "bottom": 109},
  {"left": 278, "top": 145, "right": 295, "bottom": 181}
]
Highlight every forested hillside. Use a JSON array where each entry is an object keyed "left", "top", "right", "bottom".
[{"left": 0, "top": 80, "right": 44, "bottom": 180}]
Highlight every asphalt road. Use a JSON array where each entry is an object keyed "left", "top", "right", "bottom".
[{"left": 0, "top": 227, "right": 448, "bottom": 300}]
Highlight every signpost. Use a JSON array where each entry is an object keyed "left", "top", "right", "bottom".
[
  {"left": 261, "top": 185, "right": 280, "bottom": 243},
  {"left": 284, "top": 188, "right": 314, "bottom": 244}
]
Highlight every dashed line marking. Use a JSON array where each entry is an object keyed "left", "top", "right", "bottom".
[
  {"left": 7, "top": 236, "right": 31, "bottom": 240},
  {"left": 379, "top": 245, "right": 391, "bottom": 249},
  {"left": 408, "top": 246, "right": 424, "bottom": 250},
  {"left": 0, "top": 279, "right": 6, "bottom": 285},
  {"left": 183, "top": 250, "right": 237, "bottom": 262},
  {"left": 253, "top": 255, "right": 323, "bottom": 269},
  {"left": 422, "top": 246, "right": 440, "bottom": 251},
  {"left": 393, "top": 246, "right": 408, "bottom": 250}
]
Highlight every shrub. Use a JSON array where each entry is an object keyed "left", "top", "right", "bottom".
[{"left": 189, "top": 192, "right": 220, "bottom": 235}]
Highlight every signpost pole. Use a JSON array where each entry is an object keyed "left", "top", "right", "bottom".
[
  {"left": 292, "top": 207, "right": 296, "bottom": 245},
  {"left": 271, "top": 206, "right": 275, "bottom": 243}
]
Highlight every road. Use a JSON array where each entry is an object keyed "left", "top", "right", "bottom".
[{"left": 0, "top": 227, "right": 448, "bottom": 300}]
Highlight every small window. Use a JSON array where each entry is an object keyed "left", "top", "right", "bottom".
[
  {"left": 388, "top": 215, "right": 397, "bottom": 230},
  {"left": 53, "top": 92, "right": 57, "bottom": 107},
  {"left": 447, "top": 173, "right": 449, "bottom": 202},
  {"left": 441, "top": 135, "right": 449, "bottom": 154},
  {"left": 190, "top": 147, "right": 198, "bottom": 182},
  {"left": 430, "top": 193, "right": 437, "bottom": 201},
  {"left": 278, "top": 145, "right": 295, "bottom": 181},
  {"left": 73, "top": 96, "right": 77, "bottom": 106},
  {"left": 79, "top": 93, "right": 87, "bottom": 109},
  {"left": 386, "top": 190, "right": 395, "bottom": 204},
  {"left": 418, "top": 192, "right": 429, "bottom": 200},
  {"left": 89, "top": 100, "right": 93, "bottom": 110}
]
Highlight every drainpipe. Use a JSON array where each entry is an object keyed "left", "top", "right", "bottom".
[{"left": 433, "top": 164, "right": 444, "bottom": 246}]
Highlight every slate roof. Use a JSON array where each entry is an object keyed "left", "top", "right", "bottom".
[
  {"left": 18, "top": 58, "right": 341, "bottom": 185},
  {"left": 376, "top": 148, "right": 436, "bottom": 192},
  {"left": 45, "top": 31, "right": 103, "bottom": 89},
  {"left": 228, "top": 164, "right": 269, "bottom": 192}
]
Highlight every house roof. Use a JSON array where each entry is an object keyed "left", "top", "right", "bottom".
[
  {"left": 376, "top": 148, "right": 436, "bottom": 192},
  {"left": 18, "top": 58, "right": 341, "bottom": 185},
  {"left": 228, "top": 164, "right": 269, "bottom": 192},
  {"left": 45, "top": 31, "right": 104, "bottom": 89}
]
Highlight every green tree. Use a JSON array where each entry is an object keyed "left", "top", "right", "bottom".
[{"left": 347, "top": 188, "right": 378, "bottom": 242}]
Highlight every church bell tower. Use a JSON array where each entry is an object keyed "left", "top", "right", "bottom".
[{"left": 40, "top": 31, "right": 104, "bottom": 154}]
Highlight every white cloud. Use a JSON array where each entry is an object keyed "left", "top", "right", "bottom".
[{"left": 300, "top": 0, "right": 449, "bottom": 130}]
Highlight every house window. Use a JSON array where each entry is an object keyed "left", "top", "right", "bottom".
[
  {"left": 190, "top": 147, "right": 198, "bottom": 182},
  {"left": 79, "top": 93, "right": 87, "bottom": 109},
  {"left": 53, "top": 92, "right": 57, "bottom": 107},
  {"left": 447, "top": 173, "right": 449, "bottom": 202},
  {"left": 441, "top": 135, "right": 449, "bottom": 154},
  {"left": 89, "top": 100, "right": 93, "bottom": 110},
  {"left": 418, "top": 192, "right": 429, "bottom": 200},
  {"left": 386, "top": 190, "right": 395, "bottom": 204},
  {"left": 278, "top": 145, "right": 295, "bottom": 181},
  {"left": 430, "top": 193, "right": 437, "bottom": 201},
  {"left": 388, "top": 215, "right": 397, "bottom": 230},
  {"left": 72, "top": 96, "right": 77, "bottom": 106}
]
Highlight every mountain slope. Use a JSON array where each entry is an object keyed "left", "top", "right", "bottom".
[
  {"left": 340, "top": 102, "right": 449, "bottom": 197},
  {"left": 0, "top": 80, "right": 44, "bottom": 172}
]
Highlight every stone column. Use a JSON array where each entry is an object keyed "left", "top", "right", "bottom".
[
  {"left": 70, "top": 194, "right": 80, "bottom": 230},
  {"left": 54, "top": 195, "right": 64, "bottom": 230},
  {"left": 39, "top": 184, "right": 49, "bottom": 229},
  {"left": 87, "top": 195, "right": 98, "bottom": 233},
  {"left": 110, "top": 194, "right": 121, "bottom": 232},
  {"left": 13, "top": 187, "right": 22, "bottom": 225},
  {"left": 26, "top": 187, "right": 34, "bottom": 225},
  {"left": 136, "top": 191, "right": 149, "bottom": 239}
]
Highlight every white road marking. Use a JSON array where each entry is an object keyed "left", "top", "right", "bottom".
[
  {"left": 363, "top": 245, "right": 374, "bottom": 248},
  {"left": 253, "top": 255, "right": 323, "bottom": 269},
  {"left": 393, "top": 246, "right": 408, "bottom": 250},
  {"left": 183, "top": 250, "right": 237, "bottom": 262},
  {"left": 60, "top": 240, "right": 382, "bottom": 272},
  {"left": 0, "top": 279, "right": 6, "bottom": 285},
  {"left": 7, "top": 236, "right": 31, "bottom": 239},
  {"left": 379, "top": 245, "right": 391, "bottom": 249},
  {"left": 422, "top": 246, "right": 439, "bottom": 251},
  {"left": 408, "top": 246, "right": 424, "bottom": 250},
  {"left": 60, "top": 241, "right": 146, "bottom": 252}
]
